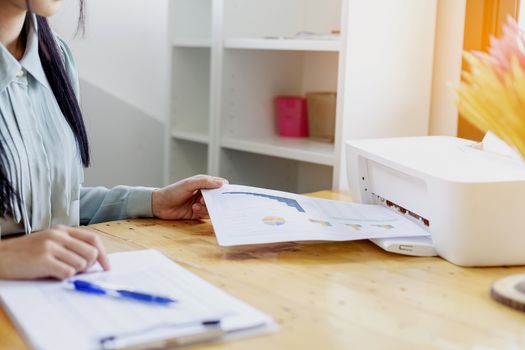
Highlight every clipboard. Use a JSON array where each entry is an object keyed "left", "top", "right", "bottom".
[
  {"left": 99, "top": 319, "right": 224, "bottom": 350},
  {"left": 0, "top": 250, "right": 276, "bottom": 350}
]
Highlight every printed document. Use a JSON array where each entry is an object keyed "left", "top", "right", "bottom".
[
  {"left": 203, "top": 184, "right": 428, "bottom": 246},
  {"left": 0, "top": 250, "right": 275, "bottom": 350}
]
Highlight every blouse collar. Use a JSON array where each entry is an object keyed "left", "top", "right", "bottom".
[{"left": 0, "top": 16, "right": 50, "bottom": 92}]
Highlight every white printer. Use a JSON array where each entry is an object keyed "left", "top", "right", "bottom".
[{"left": 346, "top": 135, "right": 525, "bottom": 267}]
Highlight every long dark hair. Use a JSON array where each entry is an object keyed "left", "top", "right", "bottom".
[{"left": 0, "top": 2, "right": 89, "bottom": 217}]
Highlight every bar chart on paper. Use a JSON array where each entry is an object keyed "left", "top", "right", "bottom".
[
  {"left": 202, "top": 184, "right": 429, "bottom": 246},
  {"left": 222, "top": 192, "right": 306, "bottom": 213}
]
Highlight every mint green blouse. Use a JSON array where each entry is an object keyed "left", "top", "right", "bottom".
[{"left": 0, "top": 23, "right": 154, "bottom": 236}]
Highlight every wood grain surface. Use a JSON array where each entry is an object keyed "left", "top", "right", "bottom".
[{"left": 2, "top": 191, "right": 525, "bottom": 350}]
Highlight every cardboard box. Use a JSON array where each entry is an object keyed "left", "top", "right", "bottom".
[{"left": 306, "top": 92, "right": 337, "bottom": 143}]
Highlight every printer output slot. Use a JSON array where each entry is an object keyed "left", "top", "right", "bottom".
[{"left": 371, "top": 193, "right": 430, "bottom": 228}]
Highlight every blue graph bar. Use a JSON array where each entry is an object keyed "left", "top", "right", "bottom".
[{"left": 222, "top": 192, "right": 306, "bottom": 213}]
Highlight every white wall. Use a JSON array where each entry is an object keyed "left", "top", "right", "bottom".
[
  {"left": 80, "top": 80, "right": 164, "bottom": 187},
  {"left": 52, "top": 0, "right": 169, "bottom": 122},
  {"left": 51, "top": 1, "right": 168, "bottom": 187}
]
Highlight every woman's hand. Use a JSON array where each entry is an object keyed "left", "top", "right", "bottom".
[
  {"left": 151, "top": 174, "right": 227, "bottom": 220},
  {"left": 0, "top": 225, "right": 110, "bottom": 280}
]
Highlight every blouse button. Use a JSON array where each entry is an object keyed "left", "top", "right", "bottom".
[{"left": 16, "top": 70, "right": 25, "bottom": 78}]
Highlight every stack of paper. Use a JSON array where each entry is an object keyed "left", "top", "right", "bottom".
[
  {"left": 203, "top": 184, "right": 429, "bottom": 246},
  {"left": 0, "top": 250, "right": 275, "bottom": 350}
]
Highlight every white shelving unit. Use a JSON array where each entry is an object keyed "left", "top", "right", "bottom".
[
  {"left": 172, "top": 38, "right": 212, "bottom": 48},
  {"left": 221, "top": 135, "right": 335, "bottom": 166},
  {"left": 171, "top": 130, "right": 209, "bottom": 144},
  {"left": 223, "top": 38, "right": 341, "bottom": 52},
  {"left": 167, "top": 0, "right": 438, "bottom": 192}
]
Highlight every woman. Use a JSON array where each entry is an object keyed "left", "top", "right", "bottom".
[{"left": 0, "top": 0, "right": 226, "bottom": 280}]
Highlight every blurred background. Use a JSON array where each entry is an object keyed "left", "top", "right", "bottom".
[
  {"left": 51, "top": 0, "right": 523, "bottom": 192},
  {"left": 52, "top": 1, "right": 169, "bottom": 188}
]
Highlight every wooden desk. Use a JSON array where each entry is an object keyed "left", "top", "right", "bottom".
[{"left": 2, "top": 191, "right": 525, "bottom": 349}]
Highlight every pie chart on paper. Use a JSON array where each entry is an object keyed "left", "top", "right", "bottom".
[{"left": 262, "top": 216, "right": 286, "bottom": 226}]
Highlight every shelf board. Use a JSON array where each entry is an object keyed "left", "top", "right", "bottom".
[
  {"left": 172, "top": 130, "right": 209, "bottom": 144},
  {"left": 221, "top": 135, "right": 335, "bottom": 166},
  {"left": 224, "top": 38, "right": 341, "bottom": 52},
  {"left": 172, "top": 38, "right": 211, "bottom": 48}
]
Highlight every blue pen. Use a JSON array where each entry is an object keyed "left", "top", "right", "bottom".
[{"left": 67, "top": 279, "right": 177, "bottom": 305}]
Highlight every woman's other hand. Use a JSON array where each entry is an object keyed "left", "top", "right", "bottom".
[
  {"left": 151, "top": 174, "right": 227, "bottom": 220},
  {"left": 0, "top": 226, "right": 110, "bottom": 280}
]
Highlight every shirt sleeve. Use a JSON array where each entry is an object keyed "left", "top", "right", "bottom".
[{"left": 79, "top": 186, "right": 156, "bottom": 225}]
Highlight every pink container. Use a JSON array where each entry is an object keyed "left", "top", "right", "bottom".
[{"left": 274, "top": 96, "right": 309, "bottom": 137}]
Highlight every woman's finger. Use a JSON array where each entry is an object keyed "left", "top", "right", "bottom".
[
  {"left": 181, "top": 175, "right": 226, "bottom": 192},
  {"left": 213, "top": 177, "right": 228, "bottom": 184},
  {"left": 61, "top": 235, "right": 99, "bottom": 268},
  {"left": 45, "top": 256, "right": 77, "bottom": 280},
  {"left": 45, "top": 227, "right": 100, "bottom": 268},
  {"left": 52, "top": 244, "right": 89, "bottom": 272},
  {"left": 192, "top": 203, "right": 210, "bottom": 219},
  {"left": 66, "top": 228, "right": 111, "bottom": 271}
]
